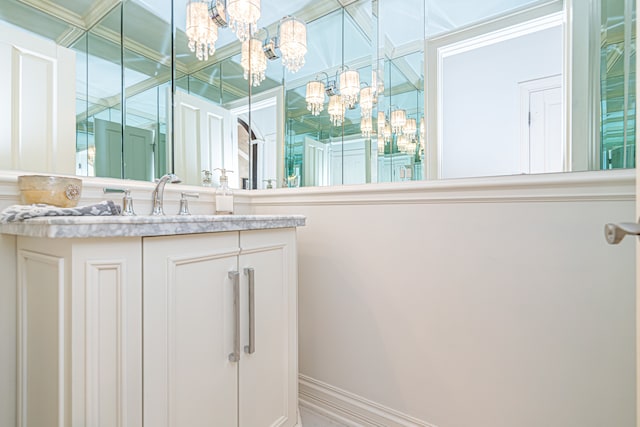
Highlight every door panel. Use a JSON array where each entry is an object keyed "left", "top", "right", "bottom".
[
  {"left": 239, "top": 229, "right": 297, "bottom": 427},
  {"left": 143, "top": 233, "right": 240, "bottom": 427}
]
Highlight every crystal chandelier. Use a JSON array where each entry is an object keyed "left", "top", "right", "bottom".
[
  {"left": 407, "top": 141, "right": 417, "bottom": 155},
  {"left": 241, "top": 36, "right": 267, "bottom": 86},
  {"left": 338, "top": 69, "right": 360, "bottom": 108},
  {"left": 390, "top": 109, "right": 406, "bottom": 134},
  {"left": 361, "top": 116, "right": 373, "bottom": 138},
  {"left": 383, "top": 121, "right": 392, "bottom": 141},
  {"left": 227, "top": 0, "right": 260, "bottom": 42},
  {"left": 305, "top": 80, "right": 325, "bottom": 116},
  {"left": 403, "top": 118, "right": 417, "bottom": 137},
  {"left": 186, "top": 0, "right": 219, "bottom": 61},
  {"left": 419, "top": 116, "right": 425, "bottom": 141},
  {"left": 397, "top": 134, "right": 409, "bottom": 152},
  {"left": 328, "top": 95, "right": 345, "bottom": 126},
  {"left": 359, "top": 86, "right": 374, "bottom": 117},
  {"left": 279, "top": 16, "right": 307, "bottom": 73},
  {"left": 377, "top": 111, "right": 385, "bottom": 136}
]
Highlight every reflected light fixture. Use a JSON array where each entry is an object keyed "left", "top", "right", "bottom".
[
  {"left": 407, "top": 141, "right": 417, "bottom": 155},
  {"left": 186, "top": 0, "right": 219, "bottom": 61},
  {"left": 305, "top": 80, "right": 325, "bottom": 116},
  {"left": 278, "top": 16, "right": 307, "bottom": 73},
  {"left": 339, "top": 69, "right": 360, "bottom": 108},
  {"left": 419, "top": 116, "right": 425, "bottom": 141},
  {"left": 383, "top": 121, "right": 392, "bottom": 141},
  {"left": 390, "top": 109, "right": 406, "bottom": 134},
  {"left": 227, "top": 0, "right": 261, "bottom": 42},
  {"left": 241, "top": 36, "right": 267, "bottom": 86},
  {"left": 361, "top": 116, "right": 373, "bottom": 138},
  {"left": 377, "top": 111, "right": 385, "bottom": 136},
  {"left": 397, "top": 134, "right": 409, "bottom": 152},
  {"left": 328, "top": 95, "right": 345, "bottom": 126},
  {"left": 359, "top": 86, "right": 374, "bottom": 117},
  {"left": 403, "top": 118, "right": 417, "bottom": 137},
  {"left": 377, "top": 138, "right": 385, "bottom": 154}
]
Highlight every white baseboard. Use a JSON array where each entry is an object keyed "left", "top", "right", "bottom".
[{"left": 298, "top": 375, "right": 436, "bottom": 427}]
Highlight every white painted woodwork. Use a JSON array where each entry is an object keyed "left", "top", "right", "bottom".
[
  {"left": 173, "top": 89, "right": 237, "bottom": 187},
  {"left": 0, "top": 22, "right": 75, "bottom": 175},
  {"left": 18, "top": 249, "right": 65, "bottom": 427},
  {"left": 143, "top": 229, "right": 299, "bottom": 427},
  {"left": 250, "top": 171, "right": 635, "bottom": 427},
  {"left": 143, "top": 232, "right": 239, "bottom": 427},
  {"left": 304, "top": 137, "right": 329, "bottom": 187},
  {"left": 519, "top": 75, "right": 564, "bottom": 174},
  {"left": 239, "top": 229, "right": 298, "bottom": 427},
  {"left": 16, "top": 237, "right": 143, "bottom": 427}
]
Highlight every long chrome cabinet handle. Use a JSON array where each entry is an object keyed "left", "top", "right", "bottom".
[
  {"left": 228, "top": 271, "right": 240, "bottom": 363},
  {"left": 244, "top": 268, "right": 255, "bottom": 354},
  {"left": 605, "top": 222, "right": 640, "bottom": 244}
]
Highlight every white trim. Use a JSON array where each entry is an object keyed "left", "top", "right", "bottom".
[
  {"left": 299, "top": 375, "right": 436, "bottom": 427},
  {"left": 436, "top": 13, "right": 564, "bottom": 181},
  {"left": 249, "top": 169, "right": 635, "bottom": 206},
  {"left": 518, "top": 74, "right": 564, "bottom": 173}
]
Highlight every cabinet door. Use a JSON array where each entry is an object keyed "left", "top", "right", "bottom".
[
  {"left": 143, "top": 233, "right": 240, "bottom": 427},
  {"left": 239, "top": 228, "right": 298, "bottom": 427}
]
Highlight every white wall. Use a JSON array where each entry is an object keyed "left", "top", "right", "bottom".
[
  {"left": 251, "top": 170, "right": 635, "bottom": 427},
  {"left": 441, "top": 25, "right": 563, "bottom": 179},
  {"left": 0, "top": 170, "right": 635, "bottom": 427}
]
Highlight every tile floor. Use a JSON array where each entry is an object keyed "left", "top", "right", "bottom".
[{"left": 300, "top": 406, "right": 348, "bottom": 427}]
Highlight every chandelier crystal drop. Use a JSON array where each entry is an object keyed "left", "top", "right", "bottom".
[
  {"left": 390, "top": 109, "right": 406, "bottom": 134},
  {"left": 361, "top": 116, "right": 373, "bottom": 138},
  {"left": 186, "top": 0, "right": 219, "bottom": 61},
  {"left": 279, "top": 16, "right": 307, "bottom": 73},
  {"left": 227, "top": 0, "right": 261, "bottom": 42},
  {"left": 377, "top": 111, "right": 385, "bottom": 136},
  {"left": 305, "top": 80, "right": 325, "bottom": 116},
  {"left": 403, "top": 118, "right": 417, "bottom": 137},
  {"left": 359, "top": 86, "right": 374, "bottom": 117},
  {"left": 383, "top": 121, "right": 392, "bottom": 141},
  {"left": 339, "top": 69, "right": 360, "bottom": 108},
  {"left": 328, "top": 95, "right": 345, "bottom": 126},
  {"left": 397, "top": 134, "right": 409, "bottom": 152},
  {"left": 241, "top": 37, "right": 267, "bottom": 86}
]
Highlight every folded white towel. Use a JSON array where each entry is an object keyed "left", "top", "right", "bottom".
[{"left": 0, "top": 200, "right": 121, "bottom": 223}]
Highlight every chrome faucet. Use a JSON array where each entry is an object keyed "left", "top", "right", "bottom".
[{"left": 151, "top": 174, "right": 181, "bottom": 215}]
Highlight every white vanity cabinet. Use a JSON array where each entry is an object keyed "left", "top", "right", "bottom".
[
  {"left": 16, "top": 236, "right": 143, "bottom": 427},
  {"left": 10, "top": 218, "right": 302, "bottom": 427},
  {"left": 143, "top": 228, "right": 299, "bottom": 427}
]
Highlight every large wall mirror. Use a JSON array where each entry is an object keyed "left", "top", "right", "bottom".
[{"left": 0, "top": 0, "right": 635, "bottom": 189}]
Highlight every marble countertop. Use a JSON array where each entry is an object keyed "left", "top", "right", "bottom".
[{"left": 0, "top": 214, "right": 306, "bottom": 238}]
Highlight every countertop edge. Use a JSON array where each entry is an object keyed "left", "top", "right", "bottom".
[{"left": 0, "top": 215, "right": 306, "bottom": 238}]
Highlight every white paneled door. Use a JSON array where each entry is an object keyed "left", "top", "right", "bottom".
[
  {"left": 0, "top": 22, "right": 75, "bottom": 174},
  {"left": 172, "top": 89, "right": 237, "bottom": 186}
]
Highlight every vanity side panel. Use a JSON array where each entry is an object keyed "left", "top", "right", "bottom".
[
  {"left": 0, "top": 232, "right": 16, "bottom": 427},
  {"left": 16, "top": 239, "right": 70, "bottom": 427}
]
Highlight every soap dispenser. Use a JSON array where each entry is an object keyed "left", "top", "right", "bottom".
[{"left": 214, "top": 168, "right": 234, "bottom": 215}]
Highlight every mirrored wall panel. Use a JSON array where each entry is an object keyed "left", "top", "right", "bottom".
[{"left": 0, "top": 0, "right": 635, "bottom": 189}]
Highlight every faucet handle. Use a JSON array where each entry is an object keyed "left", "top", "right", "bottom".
[
  {"left": 103, "top": 188, "right": 136, "bottom": 216},
  {"left": 178, "top": 192, "right": 199, "bottom": 216}
]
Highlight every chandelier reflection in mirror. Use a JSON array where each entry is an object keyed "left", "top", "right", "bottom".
[
  {"left": 186, "top": 0, "right": 307, "bottom": 86},
  {"left": 305, "top": 67, "right": 379, "bottom": 133},
  {"left": 241, "top": 36, "right": 267, "bottom": 86},
  {"left": 227, "top": 0, "right": 260, "bottom": 41}
]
